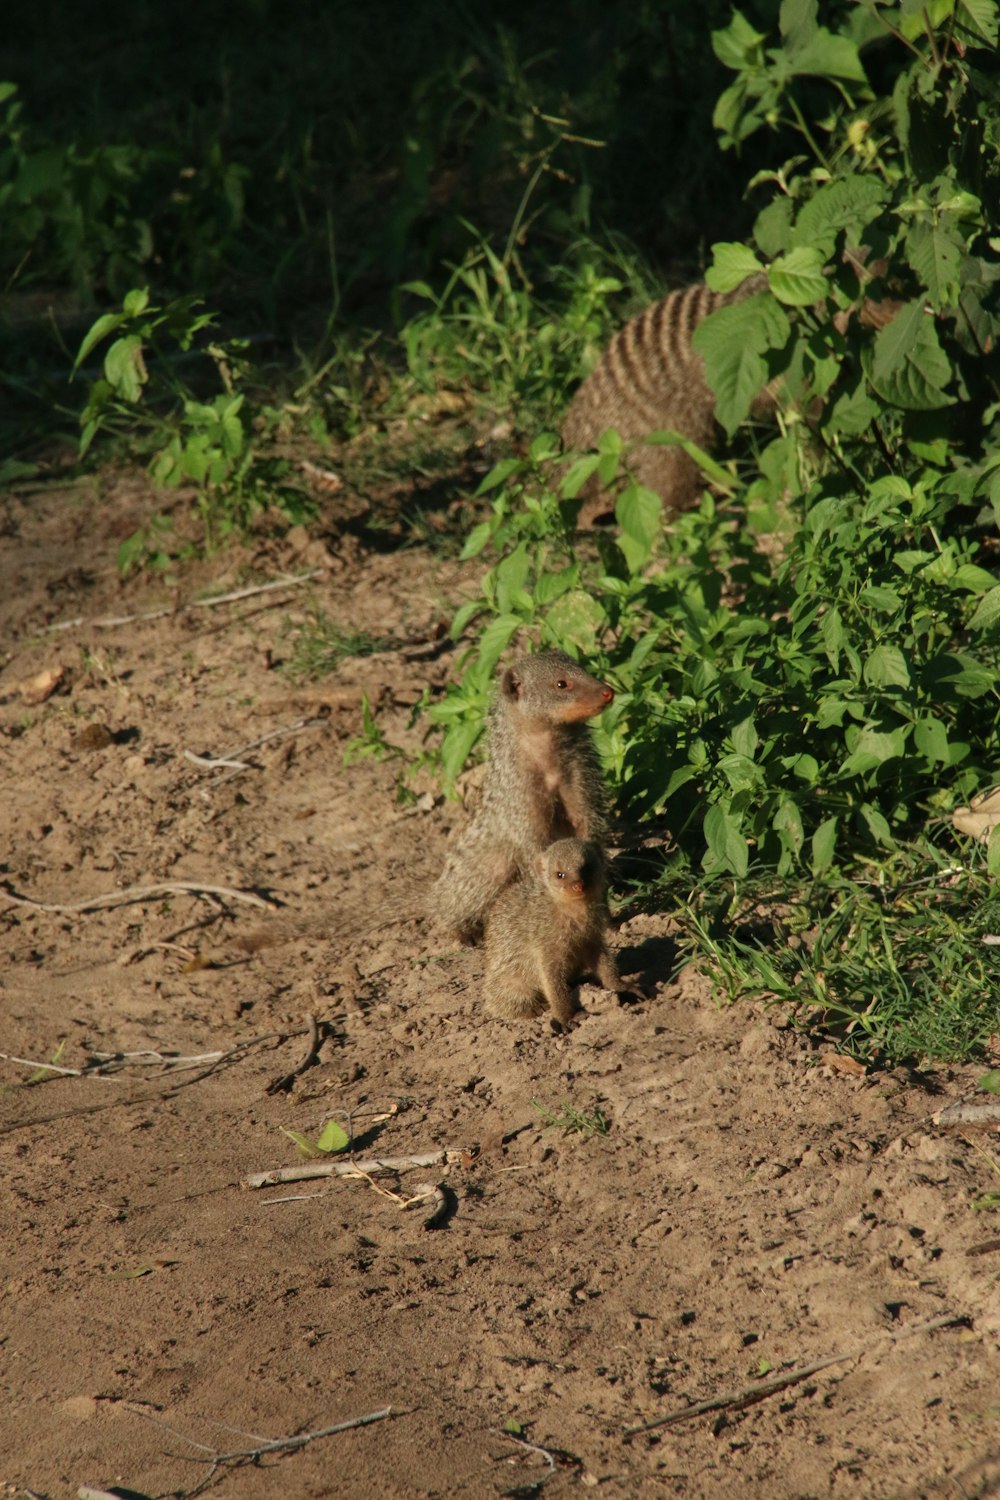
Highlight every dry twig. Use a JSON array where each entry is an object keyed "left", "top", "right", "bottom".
[
  {"left": 624, "top": 1312, "right": 964, "bottom": 1435},
  {"left": 266, "top": 1013, "right": 323, "bottom": 1094},
  {"left": 131, "top": 1406, "right": 394, "bottom": 1497},
  {"left": 243, "top": 1150, "right": 462, "bottom": 1189},
  {"left": 1, "top": 879, "right": 274, "bottom": 916},
  {"left": 935, "top": 1099, "right": 1000, "bottom": 1127},
  {"left": 48, "top": 569, "right": 322, "bottom": 634}
]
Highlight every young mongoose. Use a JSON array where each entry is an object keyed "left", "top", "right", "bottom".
[
  {"left": 433, "top": 650, "right": 613, "bottom": 946},
  {"left": 562, "top": 275, "right": 777, "bottom": 515},
  {"left": 483, "top": 838, "right": 619, "bottom": 1026}
]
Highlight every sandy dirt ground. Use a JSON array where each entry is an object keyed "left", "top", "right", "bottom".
[{"left": 2, "top": 470, "right": 999, "bottom": 1500}]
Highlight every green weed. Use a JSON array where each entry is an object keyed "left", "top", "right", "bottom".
[
  {"left": 285, "top": 611, "right": 394, "bottom": 683},
  {"left": 531, "top": 1100, "right": 610, "bottom": 1139}
]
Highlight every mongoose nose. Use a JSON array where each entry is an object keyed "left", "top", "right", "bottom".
[
  {"left": 571, "top": 880, "right": 584, "bottom": 894},
  {"left": 601, "top": 686, "right": 613, "bottom": 703}
]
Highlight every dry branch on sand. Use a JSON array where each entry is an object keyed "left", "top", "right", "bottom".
[
  {"left": 624, "top": 1313, "right": 964, "bottom": 1434},
  {"left": 0, "top": 879, "right": 275, "bottom": 916},
  {"left": 242, "top": 1149, "right": 464, "bottom": 1189}
]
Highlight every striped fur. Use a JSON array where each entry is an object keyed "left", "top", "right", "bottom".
[{"left": 562, "top": 276, "right": 776, "bottom": 515}]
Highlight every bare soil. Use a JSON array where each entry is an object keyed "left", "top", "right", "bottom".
[{"left": 2, "top": 471, "right": 999, "bottom": 1500}]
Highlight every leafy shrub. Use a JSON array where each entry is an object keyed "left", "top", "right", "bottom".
[{"left": 428, "top": 3, "right": 1000, "bottom": 1060}]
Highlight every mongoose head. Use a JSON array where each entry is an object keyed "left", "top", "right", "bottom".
[
  {"left": 500, "top": 650, "right": 613, "bottom": 724},
  {"left": 537, "top": 839, "right": 604, "bottom": 905}
]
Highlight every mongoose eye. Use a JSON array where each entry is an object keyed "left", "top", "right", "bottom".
[
  {"left": 555, "top": 869, "right": 566, "bottom": 879},
  {"left": 556, "top": 678, "right": 569, "bottom": 690}
]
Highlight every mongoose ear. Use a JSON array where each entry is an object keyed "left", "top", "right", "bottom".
[{"left": 500, "top": 665, "right": 521, "bottom": 700}]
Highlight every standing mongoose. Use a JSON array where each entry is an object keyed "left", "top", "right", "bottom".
[
  {"left": 562, "top": 275, "right": 777, "bottom": 516},
  {"left": 483, "top": 838, "right": 619, "bottom": 1026},
  {"left": 433, "top": 650, "right": 613, "bottom": 946}
]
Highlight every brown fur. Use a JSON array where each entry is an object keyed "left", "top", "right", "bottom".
[
  {"left": 483, "top": 838, "right": 618, "bottom": 1026},
  {"left": 433, "top": 651, "right": 613, "bottom": 946},
  {"left": 562, "top": 275, "right": 777, "bottom": 516}
]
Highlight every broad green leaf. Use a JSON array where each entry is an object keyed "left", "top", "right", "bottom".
[
  {"left": 694, "top": 294, "right": 790, "bottom": 434},
  {"left": 315, "top": 1120, "right": 350, "bottom": 1153},
  {"left": 440, "top": 719, "right": 482, "bottom": 786},
  {"left": 122, "top": 287, "right": 151, "bottom": 317},
  {"left": 494, "top": 544, "right": 531, "bottom": 614},
  {"left": 905, "top": 221, "right": 962, "bottom": 309},
  {"left": 533, "top": 567, "right": 577, "bottom": 607},
  {"left": 476, "top": 457, "right": 523, "bottom": 495},
  {"left": 841, "top": 726, "right": 906, "bottom": 776},
  {"left": 859, "top": 585, "right": 902, "bottom": 613},
  {"left": 731, "top": 715, "right": 758, "bottom": 758},
  {"left": 768, "top": 246, "right": 828, "bottom": 305},
  {"left": 712, "top": 10, "right": 766, "bottom": 69},
  {"left": 448, "top": 599, "right": 483, "bottom": 641},
  {"left": 787, "top": 29, "right": 867, "bottom": 82},
  {"left": 952, "top": 564, "right": 999, "bottom": 595},
  {"left": 477, "top": 615, "right": 522, "bottom": 674},
  {"left": 969, "top": 585, "right": 1000, "bottom": 631},
  {"left": 914, "top": 717, "right": 951, "bottom": 764},
  {"left": 774, "top": 798, "right": 804, "bottom": 856},
  {"left": 780, "top": 0, "right": 818, "bottom": 48},
  {"left": 863, "top": 645, "right": 910, "bottom": 689},
  {"left": 988, "top": 823, "right": 1000, "bottom": 877},
  {"left": 869, "top": 300, "right": 955, "bottom": 410},
  {"left": 810, "top": 815, "right": 838, "bottom": 875},
  {"left": 815, "top": 696, "right": 849, "bottom": 728},
  {"left": 104, "top": 335, "right": 147, "bottom": 402},
  {"left": 460, "top": 521, "right": 493, "bottom": 561},
  {"left": 860, "top": 803, "right": 893, "bottom": 846},
  {"left": 544, "top": 590, "right": 606, "bottom": 654},
  {"left": 560, "top": 454, "right": 601, "bottom": 499},
  {"left": 616, "top": 484, "right": 661, "bottom": 572},
  {"left": 793, "top": 174, "right": 887, "bottom": 252},
  {"left": 956, "top": 0, "right": 999, "bottom": 46},
  {"left": 703, "top": 803, "right": 749, "bottom": 877},
  {"left": 828, "top": 383, "right": 880, "bottom": 435},
  {"left": 706, "top": 241, "right": 764, "bottom": 293},
  {"left": 74, "top": 311, "right": 128, "bottom": 372}
]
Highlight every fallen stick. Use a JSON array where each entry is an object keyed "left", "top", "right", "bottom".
[
  {"left": 934, "top": 1099, "right": 1000, "bottom": 1126},
  {"left": 48, "top": 569, "right": 322, "bottom": 633},
  {"left": 266, "top": 1012, "right": 323, "bottom": 1094},
  {"left": 183, "top": 750, "right": 251, "bottom": 770},
  {"left": 123, "top": 1405, "right": 394, "bottom": 1498},
  {"left": 194, "top": 716, "right": 330, "bottom": 788},
  {"left": 624, "top": 1312, "right": 964, "bottom": 1435},
  {"left": 0, "top": 1030, "right": 294, "bottom": 1136},
  {"left": 0, "top": 1052, "right": 87, "bottom": 1078},
  {"left": 243, "top": 1150, "right": 463, "bottom": 1189},
  {"left": 0, "top": 879, "right": 275, "bottom": 916}
]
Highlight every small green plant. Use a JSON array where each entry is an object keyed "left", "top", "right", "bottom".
[
  {"left": 531, "top": 1099, "right": 610, "bottom": 1139},
  {"left": 285, "top": 610, "right": 393, "bottom": 683},
  {"left": 24, "top": 1040, "right": 68, "bottom": 1085},
  {"left": 279, "top": 1119, "right": 350, "bottom": 1159}
]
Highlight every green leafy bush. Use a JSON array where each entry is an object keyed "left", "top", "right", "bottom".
[{"left": 430, "top": 2, "right": 1000, "bottom": 1059}]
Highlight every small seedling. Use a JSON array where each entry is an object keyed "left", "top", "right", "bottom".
[
  {"left": 285, "top": 609, "right": 392, "bottom": 682},
  {"left": 25, "top": 1041, "right": 68, "bottom": 1085},
  {"left": 531, "top": 1099, "right": 610, "bottom": 1139},
  {"left": 280, "top": 1119, "right": 350, "bottom": 1159}
]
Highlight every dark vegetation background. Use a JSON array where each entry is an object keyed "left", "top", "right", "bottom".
[{"left": 2, "top": 0, "right": 775, "bottom": 453}]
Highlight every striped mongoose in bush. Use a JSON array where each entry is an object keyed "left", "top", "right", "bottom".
[
  {"left": 483, "top": 838, "right": 618, "bottom": 1026},
  {"left": 562, "top": 275, "right": 777, "bottom": 514},
  {"left": 434, "top": 650, "right": 613, "bottom": 946}
]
